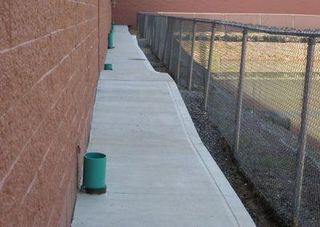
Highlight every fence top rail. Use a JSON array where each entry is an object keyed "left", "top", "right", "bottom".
[{"left": 138, "top": 12, "right": 320, "bottom": 38}]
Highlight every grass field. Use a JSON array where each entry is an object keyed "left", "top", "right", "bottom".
[{"left": 180, "top": 38, "right": 320, "bottom": 144}]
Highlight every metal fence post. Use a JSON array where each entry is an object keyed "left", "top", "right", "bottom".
[
  {"left": 204, "top": 23, "right": 216, "bottom": 110},
  {"left": 168, "top": 21, "right": 175, "bottom": 73},
  {"left": 157, "top": 17, "right": 164, "bottom": 58},
  {"left": 150, "top": 16, "right": 153, "bottom": 47},
  {"left": 153, "top": 16, "right": 156, "bottom": 50},
  {"left": 145, "top": 16, "right": 148, "bottom": 41},
  {"left": 153, "top": 16, "right": 158, "bottom": 53},
  {"left": 293, "top": 37, "right": 316, "bottom": 227},
  {"left": 168, "top": 21, "right": 174, "bottom": 67},
  {"left": 160, "top": 17, "right": 165, "bottom": 58},
  {"left": 188, "top": 20, "right": 197, "bottom": 90},
  {"left": 144, "top": 15, "right": 148, "bottom": 38},
  {"left": 147, "top": 16, "right": 151, "bottom": 44},
  {"left": 162, "top": 18, "right": 170, "bottom": 62},
  {"left": 176, "top": 20, "right": 184, "bottom": 83},
  {"left": 137, "top": 14, "right": 140, "bottom": 35},
  {"left": 159, "top": 17, "right": 165, "bottom": 60},
  {"left": 161, "top": 17, "right": 168, "bottom": 60},
  {"left": 233, "top": 29, "right": 248, "bottom": 155},
  {"left": 151, "top": 16, "right": 155, "bottom": 48},
  {"left": 148, "top": 16, "right": 153, "bottom": 46},
  {"left": 146, "top": 16, "right": 149, "bottom": 43},
  {"left": 154, "top": 16, "right": 160, "bottom": 53}
]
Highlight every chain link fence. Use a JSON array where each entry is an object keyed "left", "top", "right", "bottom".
[{"left": 138, "top": 13, "right": 320, "bottom": 226}]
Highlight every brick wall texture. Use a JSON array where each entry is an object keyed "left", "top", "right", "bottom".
[
  {"left": 0, "top": 1, "right": 112, "bottom": 226},
  {"left": 113, "top": 0, "right": 320, "bottom": 25}
]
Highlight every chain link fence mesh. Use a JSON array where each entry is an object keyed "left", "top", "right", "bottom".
[
  {"left": 300, "top": 40, "right": 320, "bottom": 227},
  {"left": 169, "top": 19, "right": 183, "bottom": 79},
  {"left": 138, "top": 13, "right": 320, "bottom": 226},
  {"left": 239, "top": 33, "right": 307, "bottom": 224},
  {"left": 190, "top": 22, "right": 211, "bottom": 92},
  {"left": 173, "top": 20, "right": 192, "bottom": 88},
  {"left": 207, "top": 24, "right": 243, "bottom": 147}
]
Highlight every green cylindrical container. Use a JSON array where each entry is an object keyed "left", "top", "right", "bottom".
[
  {"left": 104, "top": 63, "right": 113, "bottom": 70},
  {"left": 108, "top": 32, "right": 114, "bottom": 49},
  {"left": 111, "top": 21, "right": 115, "bottom": 32},
  {"left": 82, "top": 152, "right": 107, "bottom": 194}
]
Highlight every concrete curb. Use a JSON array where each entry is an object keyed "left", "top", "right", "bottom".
[{"left": 167, "top": 81, "right": 256, "bottom": 227}]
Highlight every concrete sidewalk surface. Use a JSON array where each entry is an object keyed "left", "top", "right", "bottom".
[{"left": 72, "top": 26, "right": 255, "bottom": 227}]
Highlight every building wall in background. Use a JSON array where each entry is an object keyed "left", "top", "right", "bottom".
[
  {"left": 0, "top": 1, "right": 111, "bottom": 226},
  {"left": 113, "top": 0, "right": 320, "bottom": 26},
  {"left": 157, "top": 12, "right": 320, "bottom": 29}
]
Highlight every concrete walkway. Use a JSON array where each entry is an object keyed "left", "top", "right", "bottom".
[{"left": 72, "top": 26, "right": 255, "bottom": 227}]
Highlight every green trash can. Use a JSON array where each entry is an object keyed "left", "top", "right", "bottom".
[
  {"left": 108, "top": 22, "right": 115, "bottom": 49},
  {"left": 104, "top": 63, "right": 113, "bottom": 70},
  {"left": 108, "top": 32, "right": 114, "bottom": 49},
  {"left": 82, "top": 152, "right": 107, "bottom": 194},
  {"left": 111, "top": 21, "right": 115, "bottom": 32}
]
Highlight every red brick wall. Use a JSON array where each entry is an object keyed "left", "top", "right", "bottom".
[
  {"left": 0, "top": 1, "right": 111, "bottom": 226},
  {"left": 113, "top": 0, "right": 320, "bottom": 25}
]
